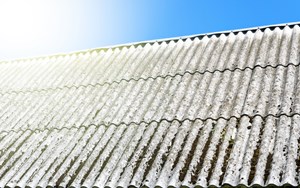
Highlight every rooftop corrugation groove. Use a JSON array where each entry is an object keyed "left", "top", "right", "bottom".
[{"left": 0, "top": 23, "right": 300, "bottom": 187}]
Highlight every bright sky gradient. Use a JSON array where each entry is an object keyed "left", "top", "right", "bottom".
[{"left": 0, "top": 0, "right": 300, "bottom": 60}]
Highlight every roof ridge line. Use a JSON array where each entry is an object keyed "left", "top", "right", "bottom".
[{"left": 1, "top": 22, "right": 299, "bottom": 63}]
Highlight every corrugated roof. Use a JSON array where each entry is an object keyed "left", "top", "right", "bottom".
[{"left": 0, "top": 23, "right": 300, "bottom": 187}]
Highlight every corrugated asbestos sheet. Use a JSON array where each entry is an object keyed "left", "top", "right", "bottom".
[{"left": 0, "top": 23, "right": 300, "bottom": 187}]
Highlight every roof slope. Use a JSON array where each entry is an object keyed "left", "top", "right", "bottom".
[{"left": 0, "top": 23, "right": 300, "bottom": 187}]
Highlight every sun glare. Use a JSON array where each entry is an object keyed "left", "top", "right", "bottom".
[
  {"left": 0, "top": 1, "right": 47, "bottom": 46},
  {"left": 0, "top": 0, "right": 145, "bottom": 60},
  {"left": 0, "top": 0, "right": 74, "bottom": 59}
]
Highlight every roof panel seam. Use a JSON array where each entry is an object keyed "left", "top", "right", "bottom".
[
  {"left": 1, "top": 113, "right": 300, "bottom": 136},
  {"left": 1, "top": 61, "right": 299, "bottom": 96}
]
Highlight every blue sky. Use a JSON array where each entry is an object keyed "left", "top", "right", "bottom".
[{"left": 0, "top": 0, "right": 300, "bottom": 60}]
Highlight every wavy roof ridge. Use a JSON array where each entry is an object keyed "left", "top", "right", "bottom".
[{"left": 2, "top": 21, "right": 300, "bottom": 63}]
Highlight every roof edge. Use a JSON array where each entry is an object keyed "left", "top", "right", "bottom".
[{"left": 2, "top": 21, "right": 300, "bottom": 63}]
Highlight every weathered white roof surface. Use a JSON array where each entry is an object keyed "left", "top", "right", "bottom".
[{"left": 1, "top": 23, "right": 300, "bottom": 187}]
